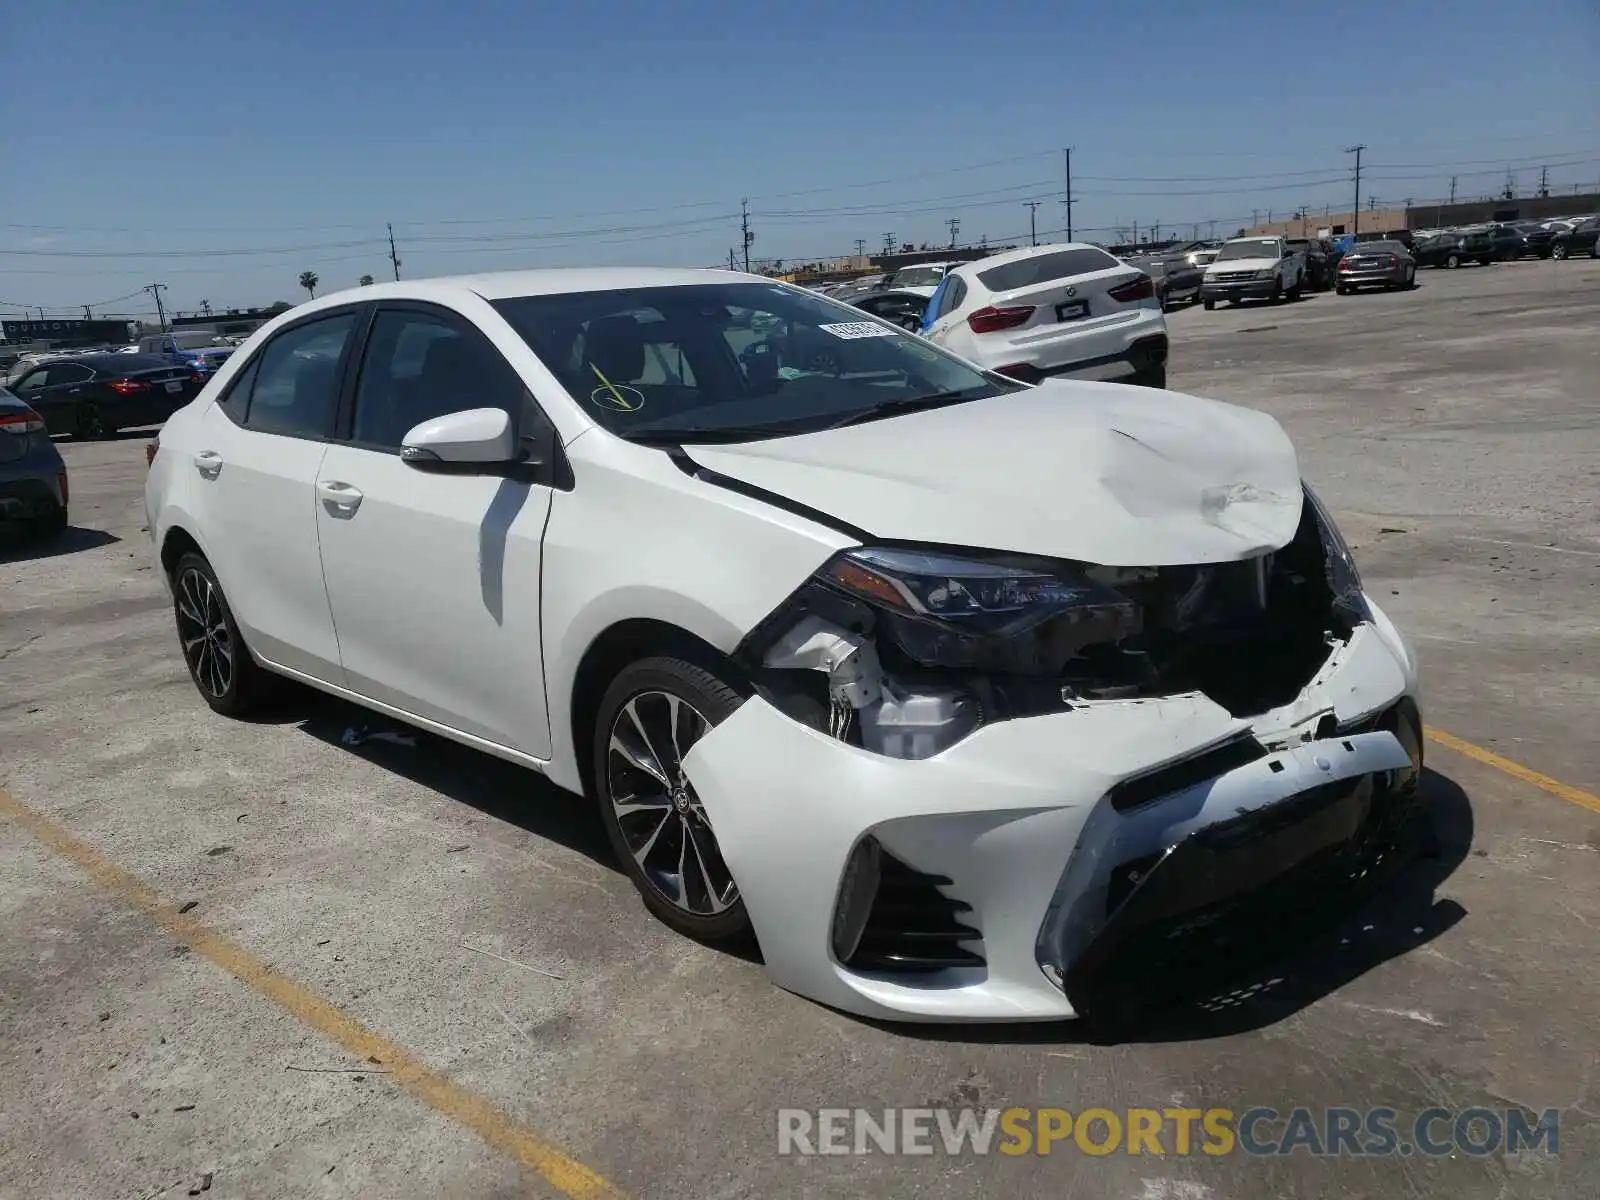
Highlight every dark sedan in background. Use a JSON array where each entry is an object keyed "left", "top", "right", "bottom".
[
  {"left": 1551, "top": 216, "right": 1600, "bottom": 260},
  {"left": 0, "top": 387, "right": 68, "bottom": 541},
  {"left": 1127, "top": 252, "right": 1205, "bottom": 309},
  {"left": 1415, "top": 230, "right": 1495, "bottom": 268},
  {"left": 1335, "top": 241, "right": 1417, "bottom": 293},
  {"left": 5, "top": 353, "right": 203, "bottom": 439}
]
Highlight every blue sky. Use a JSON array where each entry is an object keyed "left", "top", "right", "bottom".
[{"left": 2, "top": 0, "right": 1595, "bottom": 320}]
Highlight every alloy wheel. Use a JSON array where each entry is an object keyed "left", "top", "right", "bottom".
[
  {"left": 606, "top": 690, "right": 737, "bottom": 916},
  {"left": 175, "top": 567, "right": 233, "bottom": 699},
  {"left": 77, "top": 405, "right": 104, "bottom": 438}
]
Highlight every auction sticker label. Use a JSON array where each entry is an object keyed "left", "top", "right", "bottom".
[{"left": 818, "top": 322, "right": 899, "bottom": 340}]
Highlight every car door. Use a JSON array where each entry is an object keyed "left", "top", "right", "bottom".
[
  {"left": 12, "top": 362, "right": 94, "bottom": 434},
  {"left": 184, "top": 309, "right": 360, "bottom": 682},
  {"left": 313, "top": 302, "right": 557, "bottom": 757}
]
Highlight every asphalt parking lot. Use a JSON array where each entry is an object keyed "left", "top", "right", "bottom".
[{"left": 3, "top": 260, "right": 1597, "bottom": 1199}]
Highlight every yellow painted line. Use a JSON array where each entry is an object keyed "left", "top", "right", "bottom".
[
  {"left": 0, "top": 786, "right": 626, "bottom": 1200},
  {"left": 1425, "top": 726, "right": 1600, "bottom": 815}
]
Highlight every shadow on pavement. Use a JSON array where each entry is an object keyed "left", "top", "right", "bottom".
[
  {"left": 288, "top": 688, "right": 618, "bottom": 874},
  {"left": 0, "top": 525, "right": 120, "bottom": 563}
]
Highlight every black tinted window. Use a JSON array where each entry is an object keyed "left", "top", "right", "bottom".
[
  {"left": 217, "top": 358, "right": 259, "bottom": 424},
  {"left": 45, "top": 363, "right": 94, "bottom": 386},
  {"left": 977, "top": 248, "right": 1119, "bottom": 291},
  {"left": 244, "top": 314, "right": 354, "bottom": 439},
  {"left": 941, "top": 276, "right": 967, "bottom": 316},
  {"left": 350, "top": 308, "right": 528, "bottom": 450}
]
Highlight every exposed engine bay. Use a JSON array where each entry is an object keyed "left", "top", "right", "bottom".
[{"left": 736, "top": 487, "right": 1368, "bottom": 760}]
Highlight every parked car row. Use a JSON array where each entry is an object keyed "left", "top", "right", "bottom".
[{"left": 1406, "top": 215, "right": 1600, "bottom": 265}]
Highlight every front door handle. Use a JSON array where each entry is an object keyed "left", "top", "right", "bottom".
[
  {"left": 316, "top": 480, "right": 364, "bottom": 516},
  {"left": 193, "top": 450, "right": 223, "bottom": 478}
]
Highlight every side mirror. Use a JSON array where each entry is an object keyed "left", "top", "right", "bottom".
[{"left": 401, "top": 407, "right": 516, "bottom": 469}]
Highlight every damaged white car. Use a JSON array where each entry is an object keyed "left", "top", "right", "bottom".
[{"left": 145, "top": 268, "right": 1424, "bottom": 1024}]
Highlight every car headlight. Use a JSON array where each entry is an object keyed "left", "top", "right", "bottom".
[
  {"left": 1303, "top": 485, "right": 1371, "bottom": 623},
  {"left": 1255, "top": 268, "right": 1278, "bottom": 281},
  {"left": 820, "top": 546, "right": 1141, "bottom": 673}
]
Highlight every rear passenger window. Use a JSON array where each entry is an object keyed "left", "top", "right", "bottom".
[
  {"left": 243, "top": 313, "right": 354, "bottom": 440},
  {"left": 349, "top": 308, "right": 529, "bottom": 450},
  {"left": 217, "top": 358, "right": 259, "bottom": 424},
  {"left": 942, "top": 276, "right": 967, "bottom": 315}
]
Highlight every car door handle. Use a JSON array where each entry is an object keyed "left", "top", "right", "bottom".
[
  {"left": 193, "top": 450, "right": 224, "bottom": 478},
  {"left": 316, "top": 480, "right": 363, "bottom": 515}
]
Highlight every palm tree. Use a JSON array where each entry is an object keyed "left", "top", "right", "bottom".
[
  {"left": 299, "top": 271, "right": 319, "bottom": 299},
  {"left": 358, "top": 274, "right": 375, "bottom": 287}
]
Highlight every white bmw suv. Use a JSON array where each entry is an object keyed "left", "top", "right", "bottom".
[
  {"left": 919, "top": 243, "right": 1170, "bottom": 387},
  {"left": 146, "top": 269, "right": 1422, "bottom": 1027}
]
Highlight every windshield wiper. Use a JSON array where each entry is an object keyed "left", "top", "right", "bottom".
[
  {"left": 619, "top": 423, "right": 818, "bottom": 445},
  {"left": 808, "top": 388, "right": 994, "bottom": 432}
]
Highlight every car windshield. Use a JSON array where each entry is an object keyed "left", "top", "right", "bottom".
[
  {"left": 891, "top": 266, "right": 948, "bottom": 287},
  {"left": 492, "top": 282, "right": 1017, "bottom": 443},
  {"left": 1216, "top": 239, "right": 1282, "bottom": 261}
]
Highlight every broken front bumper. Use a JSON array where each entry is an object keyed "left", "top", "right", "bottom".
[{"left": 682, "top": 602, "right": 1421, "bottom": 1023}]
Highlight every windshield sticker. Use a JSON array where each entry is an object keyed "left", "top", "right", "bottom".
[
  {"left": 588, "top": 365, "right": 644, "bottom": 412},
  {"left": 817, "top": 321, "right": 899, "bottom": 340}
]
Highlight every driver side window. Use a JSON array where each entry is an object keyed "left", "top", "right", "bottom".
[{"left": 349, "top": 308, "right": 532, "bottom": 451}]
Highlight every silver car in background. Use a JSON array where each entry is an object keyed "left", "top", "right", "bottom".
[{"left": 1335, "top": 241, "right": 1417, "bottom": 294}]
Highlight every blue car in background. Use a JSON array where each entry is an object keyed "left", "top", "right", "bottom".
[{"left": 137, "top": 331, "right": 234, "bottom": 375}]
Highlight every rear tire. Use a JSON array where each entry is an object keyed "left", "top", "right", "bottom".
[
  {"left": 1202, "top": 299, "right": 1215, "bottom": 311},
  {"left": 171, "top": 552, "right": 277, "bottom": 716},
  {"left": 75, "top": 403, "right": 105, "bottom": 440},
  {"left": 1552, "top": 244, "right": 1568, "bottom": 260},
  {"left": 1335, "top": 284, "right": 1350, "bottom": 295},
  {"left": 1287, "top": 275, "right": 1303, "bottom": 301},
  {"left": 1446, "top": 253, "right": 1461, "bottom": 269},
  {"left": 28, "top": 505, "right": 68, "bottom": 542},
  {"left": 1269, "top": 279, "right": 1284, "bottom": 303},
  {"left": 593, "top": 655, "right": 753, "bottom": 945}
]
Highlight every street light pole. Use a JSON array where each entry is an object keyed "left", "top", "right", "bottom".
[{"left": 1346, "top": 144, "right": 1366, "bottom": 236}]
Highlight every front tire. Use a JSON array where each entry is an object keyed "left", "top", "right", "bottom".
[
  {"left": 1287, "top": 274, "right": 1303, "bottom": 301},
  {"left": 1202, "top": 299, "right": 1215, "bottom": 310},
  {"left": 171, "top": 552, "right": 276, "bottom": 716},
  {"left": 1446, "top": 253, "right": 1461, "bottom": 269},
  {"left": 1335, "top": 283, "right": 1350, "bottom": 295},
  {"left": 594, "top": 656, "right": 752, "bottom": 944},
  {"left": 1552, "top": 244, "right": 1568, "bottom": 260}
]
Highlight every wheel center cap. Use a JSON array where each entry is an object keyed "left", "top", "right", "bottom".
[{"left": 672, "top": 787, "right": 691, "bottom": 813}]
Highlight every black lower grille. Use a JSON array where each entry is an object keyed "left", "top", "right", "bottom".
[
  {"left": 847, "top": 851, "right": 984, "bottom": 972},
  {"left": 1107, "top": 734, "right": 1266, "bottom": 813}
]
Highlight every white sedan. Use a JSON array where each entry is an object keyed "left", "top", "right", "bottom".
[
  {"left": 145, "top": 268, "right": 1423, "bottom": 1026},
  {"left": 920, "top": 243, "right": 1170, "bottom": 388}
]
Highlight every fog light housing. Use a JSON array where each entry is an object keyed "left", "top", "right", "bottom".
[{"left": 831, "top": 835, "right": 882, "bottom": 963}]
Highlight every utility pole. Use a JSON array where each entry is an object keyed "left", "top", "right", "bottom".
[
  {"left": 1252, "top": 209, "right": 1260, "bottom": 228},
  {"left": 1209, "top": 220, "right": 1217, "bottom": 239},
  {"left": 1024, "top": 200, "right": 1042, "bottom": 246},
  {"left": 1538, "top": 166, "right": 1550, "bottom": 198},
  {"left": 83, "top": 305, "right": 93, "bottom": 320},
  {"left": 1449, "top": 175, "right": 1458, "bottom": 204},
  {"left": 882, "top": 232, "right": 895, "bottom": 256},
  {"left": 1346, "top": 144, "right": 1366, "bottom": 236},
  {"left": 387, "top": 222, "right": 402, "bottom": 280},
  {"left": 200, "top": 299, "right": 212, "bottom": 317},
  {"left": 1061, "top": 147, "right": 1075, "bottom": 241},
  {"left": 945, "top": 217, "right": 960, "bottom": 249},
  {"left": 853, "top": 238, "right": 867, "bottom": 257},
  {"left": 740, "top": 199, "right": 753, "bottom": 273},
  {"left": 143, "top": 283, "right": 169, "bottom": 332},
  {"left": 727, "top": 248, "right": 737, "bottom": 271}
]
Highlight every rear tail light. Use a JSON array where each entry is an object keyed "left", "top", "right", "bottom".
[
  {"left": 1107, "top": 274, "right": 1155, "bottom": 303},
  {"left": 108, "top": 378, "right": 151, "bottom": 395},
  {"left": 966, "top": 305, "right": 1035, "bottom": 333},
  {"left": 191, "top": 372, "right": 207, "bottom": 384},
  {"left": 1388, "top": 255, "right": 1399, "bottom": 268},
  {"left": 0, "top": 410, "right": 46, "bottom": 435},
  {"left": 58, "top": 470, "right": 69, "bottom": 507},
  {"left": 1339, "top": 259, "right": 1354, "bottom": 271}
]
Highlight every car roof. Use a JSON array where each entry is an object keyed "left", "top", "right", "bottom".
[
  {"left": 947, "top": 242, "right": 1110, "bottom": 274},
  {"left": 348, "top": 267, "right": 756, "bottom": 306}
]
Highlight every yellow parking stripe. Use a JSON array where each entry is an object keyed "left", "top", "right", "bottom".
[
  {"left": 0, "top": 786, "right": 626, "bottom": 1200},
  {"left": 1425, "top": 727, "right": 1600, "bottom": 815}
]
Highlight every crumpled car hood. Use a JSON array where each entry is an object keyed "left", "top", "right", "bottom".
[{"left": 684, "top": 380, "right": 1303, "bottom": 566}]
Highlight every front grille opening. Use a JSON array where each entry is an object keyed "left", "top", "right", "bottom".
[
  {"left": 1107, "top": 734, "right": 1267, "bottom": 813},
  {"left": 846, "top": 851, "right": 984, "bottom": 973}
]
